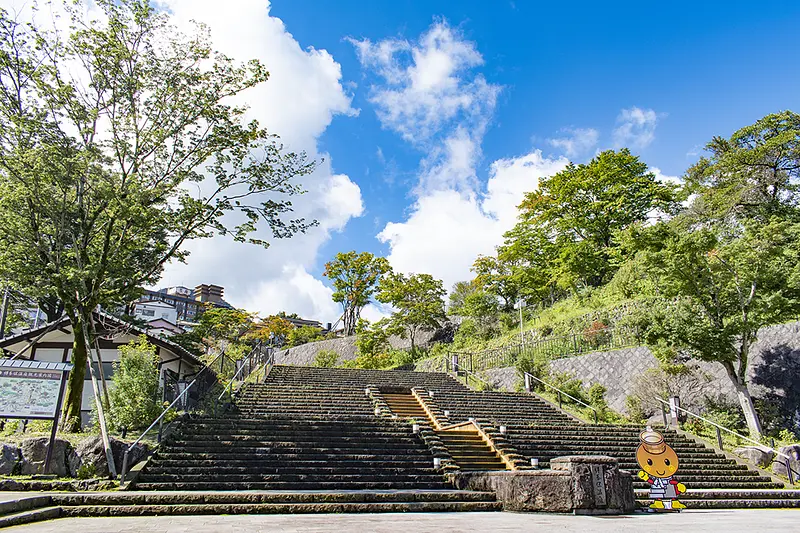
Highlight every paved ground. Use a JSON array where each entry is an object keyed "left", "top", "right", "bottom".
[{"left": 6, "top": 510, "right": 800, "bottom": 533}]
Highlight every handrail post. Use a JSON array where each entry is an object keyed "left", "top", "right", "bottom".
[
  {"left": 716, "top": 427, "right": 724, "bottom": 450},
  {"left": 661, "top": 403, "right": 669, "bottom": 427},
  {"left": 787, "top": 459, "right": 795, "bottom": 485},
  {"left": 557, "top": 391, "right": 562, "bottom": 409},
  {"left": 120, "top": 449, "right": 130, "bottom": 485}
]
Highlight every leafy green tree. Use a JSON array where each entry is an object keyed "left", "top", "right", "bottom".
[
  {"left": 286, "top": 325, "right": 324, "bottom": 347},
  {"left": 625, "top": 218, "right": 800, "bottom": 437},
  {"left": 685, "top": 110, "right": 800, "bottom": 221},
  {"left": 471, "top": 255, "right": 518, "bottom": 310},
  {"left": 377, "top": 272, "right": 446, "bottom": 354},
  {"left": 515, "top": 149, "right": 677, "bottom": 290},
  {"left": 447, "top": 281, "right": 475, "bottom": 315},
  {"left": 496, "top": 222, "right": 560, "bottom": 306},
  {"left": 107, "top": 337, "right": 163, "bottom": 432},
  {"left": 352, "top": 319, "right": 395, "bottom": 369},
  {"left": 248, "top": 315, "right": 295, "bottom": 346},
  {"left": 323, "top": 251, "right": 392, "bottom": 336},
  {"left": 460, "top": 289, "right": 499, "bottom": 339},
  {"left": 0, "top": 2, "right": 315, "bottom": 431}
]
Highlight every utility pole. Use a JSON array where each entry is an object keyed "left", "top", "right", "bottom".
[{"left": 0, "top": 287, "right": 9, "bottom": 339}]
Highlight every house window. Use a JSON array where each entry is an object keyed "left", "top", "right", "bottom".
[{"left": 140, "top": 309, "right": 155, "bottom": 317}]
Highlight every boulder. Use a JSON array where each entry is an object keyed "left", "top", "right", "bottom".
[
  {"left": 772, "top": 444, "right": 800, "bottom": 480},
  {"left": 734, "top": 446, "right": 775, "bottom": 469},
  {"left": 72, "top": 436, "right": 150, "bottom": 478},
  {"left": 0, "top": 443, "right": 21, "bottom": 475},
  {"left": 19, "top": 437, "right": 78, "bottom": 477}
]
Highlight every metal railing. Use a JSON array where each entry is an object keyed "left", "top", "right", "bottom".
[
  {"left": 654, "top": 397, "right": 799, "bottom": 485},
  {"left": 524, "top": 372, "right": 599, "bottom": 424},
  {"left": 216, "top": 343, "right": 269, "bottom": 406},
  {"left": 442, "top": 326, "right": 639, "bottom": 374},
  {"left": 118, "top": 348, "right": 228, "bottom": 484}
]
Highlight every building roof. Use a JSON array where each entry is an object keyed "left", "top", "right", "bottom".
[
  {"left": 0, "top": 359, "right": 74, "bottom": 372},
  {"left": 134, "top": 300, "right": 177, "bottom": 310},
  {"left": 0, "top": 310, "right": 202, "bottom": 368}
]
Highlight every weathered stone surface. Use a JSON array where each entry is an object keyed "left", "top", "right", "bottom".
[
  {"left": 483, "top": 367, "right": 519, "bottom": 392},
  {"left": 551, "top": 455, "right": 635, "bottom": 514},
  {"left": 448, "top": 455, "right": 634, "bottom": 514},
  {"left": 772, "top": 445, "right": 800, "bottom": 478},
  {"left": 0, "top": 477, "right": 117, "bottom": 492},
  {"left": 72, "top": 436, "right": 149, "bottom": 478},
  {"left": 0, "top": 442, "right": 21, "bottom": 475},
  {"left": 448, "top": 470, "right": 573, "bottom": 512},
  {"left": 19, "top": 437, "right": 78, "bottom": 477},
  {"left": 735, "top": 446, "right": 775, "bottom": 469}
]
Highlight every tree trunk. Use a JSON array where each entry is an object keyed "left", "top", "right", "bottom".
[
  {"left": 60, "top": 312, "right": 88, "bottom": 432},
  {"left": 722, "top": 362, "right": 763, "bottom": 438}
]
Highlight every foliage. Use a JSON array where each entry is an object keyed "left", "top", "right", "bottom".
[
  {"left": 312, "top": 349, "right": 339, "bottom": 368},
  {"left": 106, "top": 337, "right": 163, "bottom": 432},
  {"left": 286, "top": 325, "right": 324, "bottom": 347},
  {"left": 471, "top": 255, "right": 518, "bottom": 310},
  {"left": 460, "top": 289, "right": 500, "bottom": 339},
  {"left": 516, "top": 353, "right": 550, "bottom": 391},
  {"left": 448, "top": 281, "right": 475, "bottom": 315},
  {"left": 625, "top": 395, "right": 647, "bottom": 424},
  {"left": 248, "top": 315, "right": 295, "bottom": 346},
  {"left": 377, "top": 272, "right": 447, "bottom": 354},
  {"left": 514, "top": 149, "right": 677, "bottom": 291},
  {"left": 323, "top": 251, "right": 392, "bottom": 336},
  {"left": 0, "top": 1, "right": 315, "bottom": 430},
  {"left": 582, "top": 320, "right": 611, "bottom": 348}
]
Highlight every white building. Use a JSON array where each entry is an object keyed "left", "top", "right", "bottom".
[
  {"left": 132, "top": 300, "right": 178, "bottom": 324},
  {"left": 0, "top": 310, "right": 203, "bottom": 426}
]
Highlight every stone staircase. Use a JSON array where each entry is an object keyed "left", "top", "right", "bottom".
[
  {"left": 426, "top": 388, "right": 800, "bottom": 508},
  {"left": 127, "top": 365, "right": 501, "bottom": 513}
]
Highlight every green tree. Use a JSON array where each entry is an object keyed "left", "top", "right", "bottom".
[
  {"left": 248, "top": 315, "right": 295, "bottom": 346},
  {"left": 352, "top": 319, "right": 395, "bottom": 369},
  {"left": 496, "top": 222, "right": 560, "bottom": 306},
  {"left": 107, "top": 337, "right": 163, "bottom": 432},
  {"left": 377, "top": 272, "right": 446, "bottom": 354},
  {"left": 286, "top": 325, "right": 324, "bottom": 347},
  {"left": 685, "top": 110, "right": 800, "bottom": 221},
  {"left": 323, "top": 251, "right": 392, "bottom": 336},
  {"left": 447, "top": 281, "right": 475, "bottom": 315},
  {"left": 471, "top": 255, "right": 518, "bottom": 310},
  {"left": 625, "top": 218, "right": 800, "bottom": 437},
  {"left": 0, "top": 2, "right": 315, "bottom": 431},
  {"left": 312, "top": 349, "right": 339, "bottom": 368},
  {"left": 515, "top": 149, "right": 677, "bottom": 290},
  {"left": 460, "top": 289, "right": 499, "bottom": 339}
]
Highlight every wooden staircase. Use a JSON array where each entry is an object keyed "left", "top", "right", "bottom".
[{"left": 382, "top": 391, "right": 507, "bottom": 472}]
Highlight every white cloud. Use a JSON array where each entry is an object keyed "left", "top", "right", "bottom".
[
  {"left": 144, "top": 1, "right": 365, "bottom": 323},
  {"left": 612, "top": 107, "right": 663, "bottom": 149},
  {"left": 357, "top": 21, "right": 570, "bottom": 291},
  {"left": 650, "top": 167, "right": 681, "bottom": 185},
  {"left": 547, "top": 127, "right": 599, "bottom": 158},
  {"left": 377, "top": 151, "right": 568, "bottom": 291},
  {"left": 351, "top": 20, "right": 500, "bottom": 194}
]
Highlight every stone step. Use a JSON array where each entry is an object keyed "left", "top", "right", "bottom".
[
  {"left": 133, "top": 481, "right": 453, "bottom": 490},
  {"left": 145, "top": 466, "right": 441, "bottom": 476},
  {"left": 140, "top": 473, "right": 446, "bottom": 483},
  {"left": 154, "top": 452, "right": 436, "bottom": 461},
  {"left": 635, "top": 499, "right": 800, "bottom": 509},
  {"left": 0, "top": 507, "right": 61, "bottom": 529}
]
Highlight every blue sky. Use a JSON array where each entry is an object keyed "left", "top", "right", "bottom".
[{"left": 11, "top": 0, "right": 796, "bottom": 322}]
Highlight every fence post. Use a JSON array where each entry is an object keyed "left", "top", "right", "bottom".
[
  {"left": 557, "top": 391, "right": 562, "bottom": 409},
  {"left": 716, "top": 427, "right": 724, "bottom": 451},
  {"left": 661, "top": 403, "right": 669, "bottom": 427}
]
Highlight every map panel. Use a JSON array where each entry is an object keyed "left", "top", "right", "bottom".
[{"left": 0, "top": 368, "right": 62, "bottom": 418}]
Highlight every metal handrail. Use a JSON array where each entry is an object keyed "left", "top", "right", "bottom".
[
  {"left": 524, "top": 372, "right": 599, "bottom": 424},
  {"left": 217, "top": 343, "right": 262, "bottom": 402},
  {"left": 454, "top": 365, "right": 495, "bottom": 391},
  {"left": 654, "top": 396, "right": 798, "bottom": 485},
  {"left": 118, "top": 348, "right": 227, "bottom": 484}
]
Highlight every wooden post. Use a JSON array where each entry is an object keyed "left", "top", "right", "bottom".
[
  {"left": 43, "top": 370, "right": 69, "bottom": 475},
  {"left": 79, "top": 316, "right": 117, "bottom": 478}
]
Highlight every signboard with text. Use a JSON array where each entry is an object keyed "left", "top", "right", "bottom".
[{"left": 0, "top": 367, "right": 63, "bottom": 419}]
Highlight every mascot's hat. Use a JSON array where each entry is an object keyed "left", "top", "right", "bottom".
[{"left": 639, "top": 428, "right": 667, "bottom": 454}]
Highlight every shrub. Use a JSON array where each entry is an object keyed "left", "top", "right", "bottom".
[
  {"left": 625, "top": 394, "right": 647, "bottom": 424},
  {"left": 287, "top": 326, "right": 325, "bottom": 347},
  {"left": 582, "top": 320, "right": 610, "bottom": 349},
  {"left": 516, "top": 353, "right": 550, "bottom": 391},
  {"left": 312, "top": 349, "right": 339, "bottom": 368},
  {"left": 107, "top": 336, "right": 164, "bottom": 432}
]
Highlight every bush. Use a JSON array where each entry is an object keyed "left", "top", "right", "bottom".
[
  {"left": 625, "top": 394, "right": 647, "bottom": 424},
  {"left": 312, "top": 349, "right": 339, "bottom": 368},
  {"left": 516, "top": 353, "right": 550, "bottom": 391},
  {"left": 287, "top": 326, "right": 325, "bottom": 347},
  {"left": 107, "top": 336, "right": 164, "bottom": 432},
  {"left": 582, "top": 320, "right": 610, "bottom": 348}
]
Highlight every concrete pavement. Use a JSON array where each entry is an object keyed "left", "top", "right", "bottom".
[{"left": 5, "top": 510, "right": 800, "bottom": 533}]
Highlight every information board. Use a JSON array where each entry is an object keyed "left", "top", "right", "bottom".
[{"left": 0, "top": 367, "right": 63, "bottom": 418}]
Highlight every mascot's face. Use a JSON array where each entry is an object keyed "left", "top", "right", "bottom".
[{"left": 637, "top": 443, "right": 679, "bottom": 478}]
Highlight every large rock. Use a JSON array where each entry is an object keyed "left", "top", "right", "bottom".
[
  {"left": 772, "top": 445, "right": 800, "bottom": 479},
  {"left": 734, "top": 446, "right": 775, "bottom": 469},
  {"left": 72, "top": 436, "right": 150, "bottom": 478},
  {"left": 0, "top": 443, "right": 21, "bottom": 475},
  {"left": 19, "top": 437, "right": 78, "bottom": 477}
]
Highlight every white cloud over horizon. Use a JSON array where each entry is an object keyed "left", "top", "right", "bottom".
[{"left": 547, "top": 127, "right": 600, "bottom": 158}]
